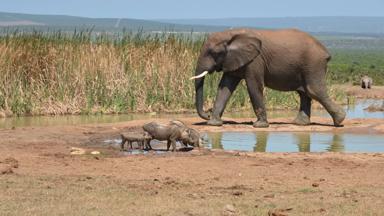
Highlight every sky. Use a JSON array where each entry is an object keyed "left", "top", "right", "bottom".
[{"left": 2, "top": 0, "right": 384, "bottom": 19}]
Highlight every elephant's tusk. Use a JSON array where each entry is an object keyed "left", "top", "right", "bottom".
[{"left": 189, "top": 71, "right": 208, "bottom": 80}]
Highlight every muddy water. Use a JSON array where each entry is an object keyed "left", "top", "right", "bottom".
[
  {"left": 342, "top": 99, "right": 384, "bottom": 119},
  {"left": 202, "top": 132, "right": 384, "bottom": 153},
  {"left": 105, "top": 132, "right": 384, "bottom": 153},
  {"left": 0, "top": 99, "right": 382, "bottom": 129}
]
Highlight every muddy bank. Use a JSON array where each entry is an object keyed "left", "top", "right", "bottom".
[
  {"left": 0, "top": 118, "right": 384, "bottom": 215},
  {"left": 335, "top": 85, "right": 384, "bottom": 99},
  {"left": 1, "top": 116, "right": 384, "bottom": 215}
]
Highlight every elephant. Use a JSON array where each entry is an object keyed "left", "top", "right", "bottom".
[
  {"left": 143, "top": 121, "right": 200, "bottom": 151},
  {"left": 190, "top": 28, "right": 346, "bottom": 127},
  {"left": 361, "top": 75, "right": 372, "bottom": 89},
  {"left": 120, "top": 132, "right": 152, "bottom": 151}
]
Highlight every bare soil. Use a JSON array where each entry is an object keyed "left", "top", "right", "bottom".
[
  {"left": 335, "top": 84, "right": 384, "bottom": 99},
  {"left": 1, "top": 85, "right": 384, "bottom": 215}
]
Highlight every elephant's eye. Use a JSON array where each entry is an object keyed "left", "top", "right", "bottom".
[{"left": 209, "top": 49, "right": 220, "bottom": 58}]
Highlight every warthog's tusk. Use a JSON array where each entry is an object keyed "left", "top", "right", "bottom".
[{"left": 189, "top": 71, "right": 208, "bottom": 80}]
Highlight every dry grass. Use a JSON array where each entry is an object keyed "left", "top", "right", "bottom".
[
  {"left": 1, "top": 171, "right": 383, "bottom": 215},
  {"left": 0, "top": 31, "right": 349, "bottom": 116}
]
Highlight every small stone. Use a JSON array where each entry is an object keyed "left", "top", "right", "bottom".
[
  {"left": 90, "top": 151, "right": 100, "bottom": 155},
  {"left": 268, "top": 208, "right": 293, "bottom": 216},
  {"left": 4, "top": 157, "right": 18, "bottom": 168},
  {"left": 264, "top": 194, "right": 275, "bottom": 198},
  {"left": 188, "top": 193, "right": 199, "bottom": 198},
  {"left": 224, "top": 204, "right": 236, "bottom": 213},
  {"left": 1, "top": 167, "right": 13, "bottom": 175},
  {"left": 232, "top": 191, "right": 243, "bottom": 196},
  {"left": 70, "top": 147, "right": 85, "bottom": 155},
  {"left": 312, "top": 183, "right": 319, "bottom": 187}
]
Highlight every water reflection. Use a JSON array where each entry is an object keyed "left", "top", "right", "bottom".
[
  {"left": 326, "top": 134, "right": 345, "bottom": 152},
  {"left": 203, "top": 132, "right": 384, "bottom": 153},
  {"left": 209, "top": 132, "right": 223, "bottom": 150},
  {"left": 0, "top": 99, "right": 382, "bottom": 129},
  {"left": 294, "top": 133, "right": 311, "bottom": 152},
  {"left": 254, "top": 132, "right": 268, "bottom": 152}
]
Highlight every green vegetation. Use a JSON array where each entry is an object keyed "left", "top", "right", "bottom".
[
  {"left": 328, "top": 49, "right": 384, "bottom": 85},
  {"left": 0, "top": 31, "right": 381, "bottom": 116}
]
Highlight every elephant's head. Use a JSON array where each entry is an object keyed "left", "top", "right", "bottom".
[{"left": 191, "top": 32, "right": 262, "bottom": 120}]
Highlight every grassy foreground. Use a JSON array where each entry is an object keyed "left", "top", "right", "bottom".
[{"left": 0, "top": 31, "right": 378, "bottom": 116}]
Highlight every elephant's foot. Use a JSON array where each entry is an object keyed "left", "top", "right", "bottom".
[
  {"left": 253, "top": 120, "right": 269, "bottom": 128},
  {"left": 207, "top": 118, "right": 223, "bottom": 126},
  {"left": 293, "top": 112, "right": 311, "bottom": 126},
  {"left": 332, "top": 109, "right": 346, "bottom": 127}
]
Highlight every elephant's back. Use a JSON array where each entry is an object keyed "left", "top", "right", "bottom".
[{"left": 257, "top": 29, "right": 330, "bottom": 60}]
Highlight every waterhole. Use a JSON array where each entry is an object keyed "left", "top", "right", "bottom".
[
  {"left": 1, "top": 99, "right": 382, "bottom": 129},
  {"left": 202, "top": 132, "right": 384, "bottom": 153},
  {"left": 105, "top": 132, "right": 384, "bottom": 153}
]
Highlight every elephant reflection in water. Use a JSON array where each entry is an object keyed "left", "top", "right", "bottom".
[
  {"left": 294, "top": 133, "right": 311, "bottom": 152},
  {"left": 209, "top": 132, "right": 223, "bottom": 150},
  {"left": 327, "top": 134, "right": 344, "bottom": 152},
  {"left": 253, "top": 132, "right": 268, "bottom": 152},
  {"left": 294, "top": 133, "right": 345, "bottom": 152}
]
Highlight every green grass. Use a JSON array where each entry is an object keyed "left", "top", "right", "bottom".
[
  {"left": 328, "top": 49, "right": 384, "bottom": 85},
  {"left": 0, "top": 30, "right": 379, "bottom": 116}
]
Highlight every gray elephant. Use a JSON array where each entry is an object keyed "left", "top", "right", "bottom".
[
  {"left": 143, "top": 121, "right": 200, "bottom": 151},
  {"left": 361, "top": 75, "right": 372, "bottom": 89},
  {"left": 190, "top": 28, "right": 346, "bottom": 127}
]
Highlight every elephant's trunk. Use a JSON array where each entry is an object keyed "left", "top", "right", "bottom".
[{"left": 195, "top": 72, "right": 210, "bottom": 120}]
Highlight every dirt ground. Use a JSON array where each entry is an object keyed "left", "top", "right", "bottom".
[
  {"left": 335, "top": 84, "right": 384, "bottom": 99},
  {"left": 1, "top": 85, "right": 384, "bottom": 215}
]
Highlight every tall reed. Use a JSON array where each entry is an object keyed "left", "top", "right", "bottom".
[{"left": 0, "top": 30, "right": 347, "bottom": 116}]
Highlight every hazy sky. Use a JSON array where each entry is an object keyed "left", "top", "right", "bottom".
[{"left": 2, "top": 0, "right": 384, "bottom": 19}]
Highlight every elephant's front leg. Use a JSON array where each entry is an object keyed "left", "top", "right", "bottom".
[
  {"left": 207, "top": 75, "right": 242, "bottom": 126},
  {"left": 245, "top": 77, "right": 269, "bottom": 128}
]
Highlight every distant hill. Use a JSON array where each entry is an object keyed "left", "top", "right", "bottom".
[
  {"left": 159, "top": 17, "right": 384, "bottom": 35},
  {"left": 0, "top": 12, "right": 226, "bottom": 32},
  {"left": 1, "top": 12, "right": 384, "bottom": 36}
]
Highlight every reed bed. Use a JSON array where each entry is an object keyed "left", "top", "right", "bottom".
[{"left": 0, "top": 31, "right": 348, "bottom": 116}]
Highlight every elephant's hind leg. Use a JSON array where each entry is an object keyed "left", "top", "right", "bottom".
[
  {"left": 294, "top": 90, "right": 312, "bottom": 125},
  {"left": 304, "top": 67, "right": 346, "bottom": 126}
]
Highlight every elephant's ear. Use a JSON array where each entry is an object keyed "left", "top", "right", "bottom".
[{"left": 223, "top": 34, "right": 262, "bottom": 72}]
